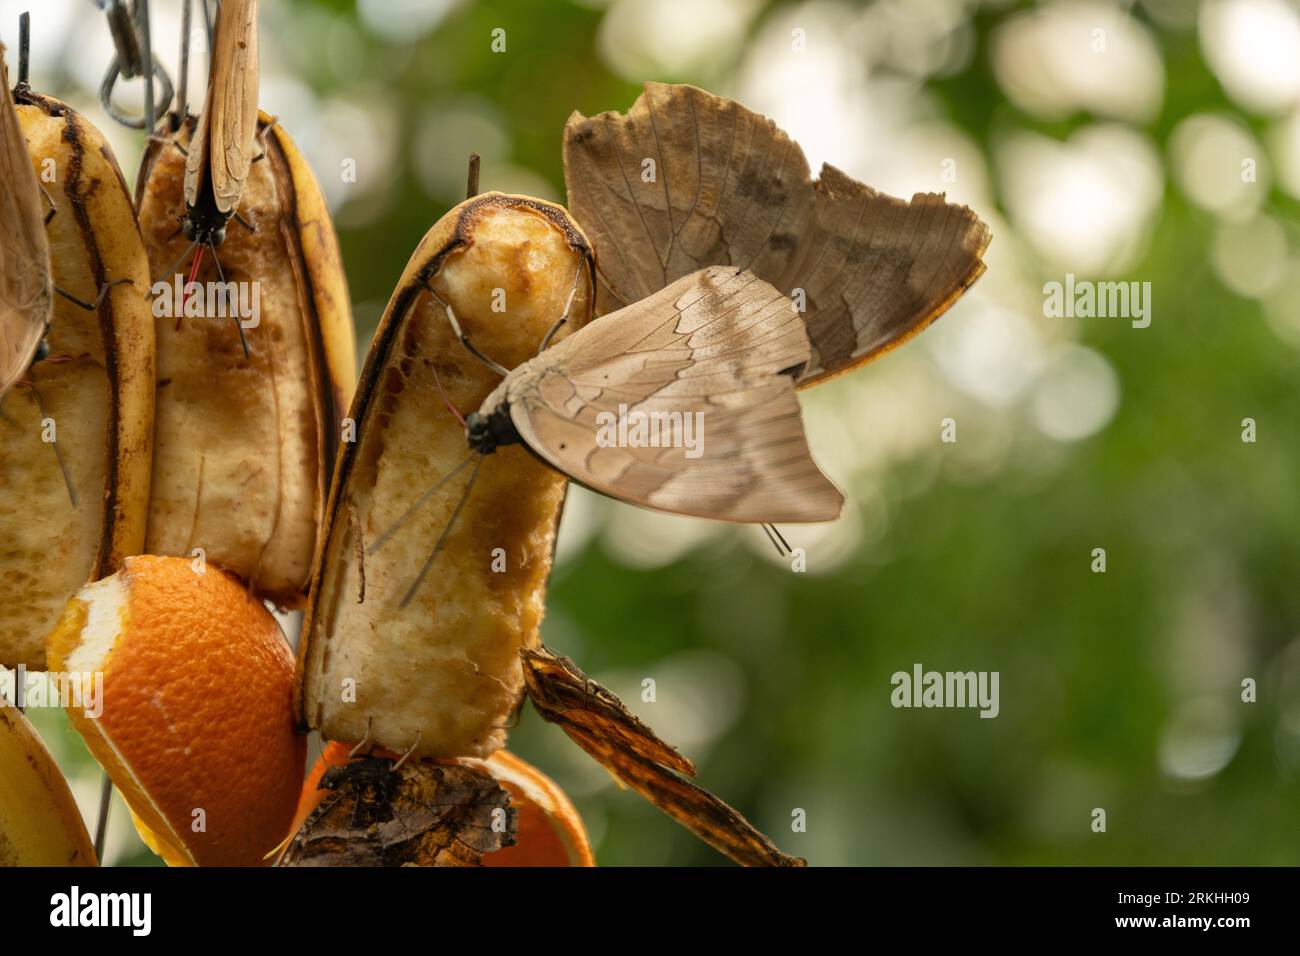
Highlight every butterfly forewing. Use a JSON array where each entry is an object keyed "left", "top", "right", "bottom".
[
  {"left": 184, "top": 0, "right": 259, "bottom": 214},
  {"left": 497, "top": 267, "right": 843, "bottom": 524},
  {"left": 0, "top": 45, "right": 51, "bottom": 398},
  {"left": 563, "top": 82, "right": 991, "bottom": 389}
]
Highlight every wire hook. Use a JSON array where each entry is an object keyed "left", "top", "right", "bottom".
[{"left": 98, "top": 0, "right": 173, "bottom": 130}]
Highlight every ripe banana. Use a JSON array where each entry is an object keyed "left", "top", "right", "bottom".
[
  {"left": 297, "top": 193, "right": 595, "bottom": 758},
  {"left": 0, "top": 704, "right": 97, "bottom": 866},
  {"left": 0, "top": 88, "right": 155, "bottom": 670},
  {"left": 135, "top": 111, "right": 356, "bottom": 607}
]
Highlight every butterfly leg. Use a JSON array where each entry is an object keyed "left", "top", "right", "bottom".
[
  {"left": 536, "top": 259, "right": 588, "bottom": 354},
  {"left": 146, "top": 132, "right": 188, "bottom": 157},
  {"left": 203, "top": 241, "right": 252, "bottom": 358},
  {"left": 251, "top": 115, "right": 280, "bottom": 164},
  {"left": 391, "top": 732, "right": 422, "bottom": 771},
  {"left": 54, "top": 277, "right": 134, "bottom": 312},
  {"left": 421, "top": 283, "right": 511, "bottom": 376},
  {"left": 347, "top": 718, "right": 375, "bottom": 759},
  {"left": 38, "top": 184, "right": 58, "bottom": 225}
]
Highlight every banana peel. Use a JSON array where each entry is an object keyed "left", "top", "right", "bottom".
[
  {"left": 297, "top": 193, "right": 595, "bottom": 758},
  {"left": 135, "top": 111, "right": 355, "bottom": 606},
  {"left": 0, "top": 704, "right": 96, "bottom": 866},
  {"left": 0, "top": 89, "right": 154, "bottom": 671}
]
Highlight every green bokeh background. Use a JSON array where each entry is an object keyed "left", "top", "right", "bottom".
[{"left": 16, "top": 0, "right": 1300, "bottom": 866}]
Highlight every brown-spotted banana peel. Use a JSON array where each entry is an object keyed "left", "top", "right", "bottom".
[
  {"left": 134, "top": 110, "right": 356, "bottom": 607},
  {"left": 297, "top": 193, "right": 594, "bottom": 759},
  {"left": 0, "top": 87, "right": 154, "bottom": 671}
]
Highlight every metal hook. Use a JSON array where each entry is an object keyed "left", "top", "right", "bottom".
[{"left": 98, "top": 0, "right": 173, "bottom": 130}]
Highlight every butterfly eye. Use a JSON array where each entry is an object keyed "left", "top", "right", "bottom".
[
  {"left": 181, "top": 218, "right": 196, "bottom": 241},
  {"left": 464, "top": 411, "right": 487, "bottom": 447},
  {"left": 213, "top": 225, "right": 226, "bottom": 246},
  {"left": 33, "top": 340, "right": 49, "bottom": 363}
]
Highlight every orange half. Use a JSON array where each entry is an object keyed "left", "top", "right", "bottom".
[{"left": 46, "top": 555, "right": 306, "bottom": 866}]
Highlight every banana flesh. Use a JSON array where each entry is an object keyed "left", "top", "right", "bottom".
[
  {"left": 135, "top": 111, "right": 355, "bottom": 606},
  {"left": 298, "top": 194, "right": 594, "bottom": 758},
  {"left": 0, "top": 91, "right": 155, "bottom": 671}
]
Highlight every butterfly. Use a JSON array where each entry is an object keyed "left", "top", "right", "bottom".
[
  {"left": 465, "top": 265, "right": 843, "bottom": 524},
  {"left": 0, "top": 43, "right": 52, "bottom": 401},
  {"left": 182, "top": 0, "right": 260, "bottom": 250},
  {"left": 563, "top": 82, "right": 992, "bottom": 390}
]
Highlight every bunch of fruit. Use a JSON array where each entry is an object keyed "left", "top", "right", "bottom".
[{"left": 1, "top": 0, "right": 987, "bottom": 868}]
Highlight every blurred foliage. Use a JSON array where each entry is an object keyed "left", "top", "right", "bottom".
[{"left": 20, "top": 0, "right": 1300, "bottom": 867}]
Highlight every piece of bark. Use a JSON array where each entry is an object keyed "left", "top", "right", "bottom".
[
  {"left": 279, "top": 755, "right": 515, "bottom": 867},
  {"left": 521, "top": 646, "right": 806, "bottom": 868}
]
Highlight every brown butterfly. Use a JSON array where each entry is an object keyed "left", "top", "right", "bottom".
[
  {"left": 563, "top": 82, "right": 992, "bottom": 389},
  {"left": 0, "top": 42, "right": 52, "bottom": 400},
  {"left": 182, "top": 0, "right": 259, "bottom": 249},
  {"left": 465, "top": 265, "right": 843, "bottom": 524}
]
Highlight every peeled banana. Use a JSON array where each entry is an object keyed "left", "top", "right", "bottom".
[
  {"left": 0, "top": 87, "right": 155, "bottom": 671},
  {"left": 135, "top": 111, "right": 356, "bottom": 606},
  {"left": 297, "top": 193, "right": 595, "bottom": 758},
  {"left": 0, "top": 705, "right": 96, "bottom": 866}
]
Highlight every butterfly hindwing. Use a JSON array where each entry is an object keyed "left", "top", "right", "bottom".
[
  {"left": 563, "top": 82, "right": 991, "bottom": 388},
  {"left": 0, "top": 45, "right": 51, "bottom": 397},
  {"left": 497, "top": 266, "right": 844, "bottom": 524}
]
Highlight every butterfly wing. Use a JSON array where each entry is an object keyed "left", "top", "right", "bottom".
[
  {"left": 198, "top": 0, "right": 259, "bottom": 214},
  {"left": 500, "top": 267, "right": 843, "bottom": 524},
  {"left": 0, "top": 47, "right": 52, "bottom": 397},
  {"left": 563, "top": 82, "right": 991, "bottom": 388}
]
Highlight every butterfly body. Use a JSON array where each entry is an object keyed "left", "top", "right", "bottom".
[
  {"left": 179, "top": 175, "right": 229, "bottom": 248},
  {"left": 464, "top": 401, "right": 519, "bottom": 456}
]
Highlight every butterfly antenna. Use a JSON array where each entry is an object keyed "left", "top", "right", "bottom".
[
  {"left": 399, "top": 455, "right": 484, "bottom": 608},
  {"left": 537, "top": 259, "right": 586, "bottom": 355},
  {"left": 207, "top": 242, "right": 251, "bottom": 358},
  {"left": 761, "top": 523, "right": 790, "bottom": 557},
  {"left": 430, "top": 361, "right": 466, "bottom": 428},
  {"left": 366, "top": 454, "right": 474, "bottom": 556},
  {"left": 423, "top": 284, "right": 510, "bottom": 377},
  {"left": 23, "top": 383, "right": 78, "bottom": 508}
]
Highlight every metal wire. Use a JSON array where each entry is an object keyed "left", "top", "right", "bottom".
[{"left": 98, "top": 0, "right": 173, "bottom": 130}]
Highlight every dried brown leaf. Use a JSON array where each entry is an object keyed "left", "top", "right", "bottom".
[
  {"left": 279, "top": 755, "right": 515, "bottom": 867},
  {"left": 521, "top": 646, "right": 805, "bottom": 867}
]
